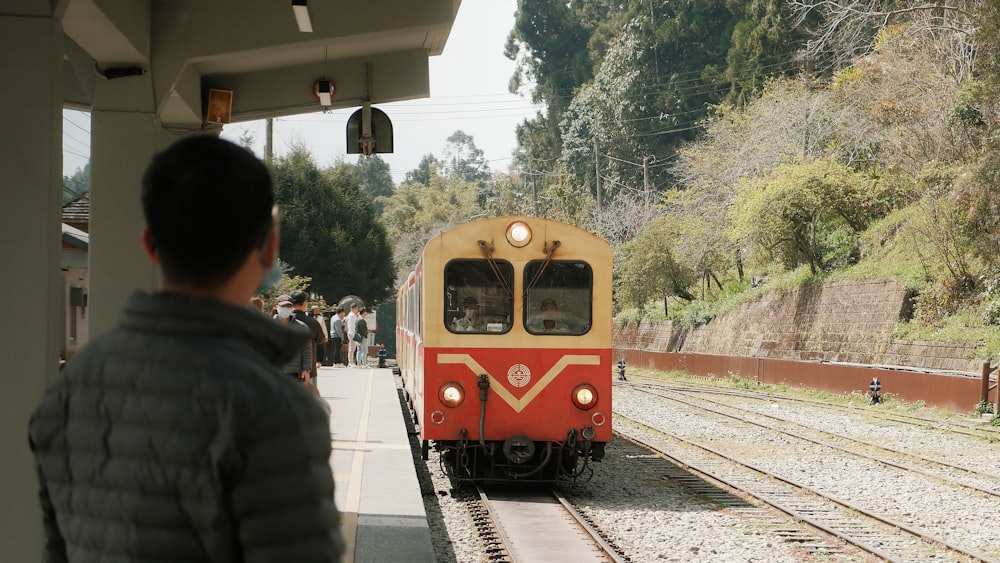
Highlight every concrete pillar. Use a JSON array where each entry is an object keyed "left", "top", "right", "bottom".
[
  {"left": 0, "top": 13, "right": 62, "bottom": 560},
  {"left": 87, "top": 83, "right": 172, "bottom": 336}
]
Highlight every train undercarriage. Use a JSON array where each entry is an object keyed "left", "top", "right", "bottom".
[{"left": 428, "top": 428, "right": 606, "bottom": 483}]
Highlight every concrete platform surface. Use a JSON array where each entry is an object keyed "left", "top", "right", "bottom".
[{"left": 315, "top": 365, "right": 435, "bottom": 563}]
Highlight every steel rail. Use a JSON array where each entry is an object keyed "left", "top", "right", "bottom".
[
  {"left": 614, "top": 417, "right": 998, "bottom": 563},
  {"left": 629, "top": 383, "right": 1000, "bottom": 498}
]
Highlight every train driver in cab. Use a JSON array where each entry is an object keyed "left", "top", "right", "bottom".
[
  {"left": 452, "top": 296, "right": 485, "bottom": 332},
  {"left": 528, "top": 298, "right": 570, "bottom": 333}
]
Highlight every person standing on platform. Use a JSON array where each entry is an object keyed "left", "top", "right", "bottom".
[
  {"left": 346, "top": 302, "right": 360, "bottom": 367},
  {"left": 27, "top": 136, "right": 343, "bottom": 562},
  {"left": 276, "top": 294, "right": 311, "bottom": 382},
  {"left": 330, "top": 307, "right": 346, "bottom": 367},
  {"left": 311, "top": 305, "right": 329, "bottom": 366},
  {"left": 355, "top": 307, "right": 370, "bottom": 367},
  {"left": 290, "top": 290, "right": 325, "bottom": 380}
]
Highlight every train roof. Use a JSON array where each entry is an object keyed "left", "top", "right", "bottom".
[{"left": 422, "top": 216, "right": 610, "bottom": 255}]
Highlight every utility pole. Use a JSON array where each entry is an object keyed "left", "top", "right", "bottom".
[
  {"left": 643, "top": 155, "right": 650, "bottom": 205},
  {"left": 265, "top": 117, "right": 273, "bottom": 166},
  {"left": 529, "top": 158, "right": 537, "bottom": 215},
  {"left": 594, "top": 135, "right": 601, "bottom": 209}
]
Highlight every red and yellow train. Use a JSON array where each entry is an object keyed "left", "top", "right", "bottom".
[{"left": 395, "top": 216, "right": 612, "bottom": 482}]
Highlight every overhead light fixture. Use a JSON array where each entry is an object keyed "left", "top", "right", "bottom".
[{"left": 292, "top": 0, "right": 312, "bottom": 33}]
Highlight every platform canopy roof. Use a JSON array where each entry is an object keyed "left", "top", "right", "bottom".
[{"left": 50, "top": 0, "right": 460, "bottom": 126}]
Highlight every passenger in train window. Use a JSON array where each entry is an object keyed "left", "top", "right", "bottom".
[{"left": 452, "top": 296, "right": 485, "bottom": 332}]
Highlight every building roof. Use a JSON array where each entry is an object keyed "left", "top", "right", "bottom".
[
  {"left": 62, "top": 197, "right": 90, "bottom": 224},
  {"left": 62, "top": 223, "right": 89, "bottom": 250}
]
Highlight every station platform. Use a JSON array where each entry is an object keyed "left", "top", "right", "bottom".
[{"left": 314, "top": 364, "right": 435, "bottom": 563}]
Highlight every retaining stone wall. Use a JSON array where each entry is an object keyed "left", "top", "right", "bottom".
[{"left": 614, "top": 279, "right": 983, "bottom": 374}]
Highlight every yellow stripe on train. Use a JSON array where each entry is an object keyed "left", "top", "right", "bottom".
[{"left": 437, "top": 353, "right": 601, "bottom": 413}]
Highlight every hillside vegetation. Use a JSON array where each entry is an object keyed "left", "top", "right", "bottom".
[{"left": 495, "top": 0, "right": 1000, "bottom": 357}]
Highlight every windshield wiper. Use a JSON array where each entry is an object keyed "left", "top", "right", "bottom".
[
  {"left": 478, "top": 240, "right": 513, "bottom": 299},
  {"left": 524, "top": 240, "right": 560, "bottom": 297}
]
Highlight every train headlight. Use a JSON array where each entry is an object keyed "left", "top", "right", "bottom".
[
  {"left": 506, "top": 221, "right": 532, "bottom": 247},
  {"left": 572, "top": 384, "right": 598, "bottom": 410},
  {"left": 439, "top": 382, "right": 465, "bottom": 407}
]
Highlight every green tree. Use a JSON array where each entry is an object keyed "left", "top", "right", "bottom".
[
  {"left": 558, "top": 1, "right": 747, "bottom": 204},
  {"left": 442, "top": 130, "right": 492, "bottom": 205},
  {"left": 379, "top": 168, "right": 481, "bottom": 282},
  {"left": 482, "top": 172, "right": 535, "bottom": 217},
  {"left": 405, "top": 154, "right": 439, "bottom": 186},
  {"left": 261, "top": 268, "right": 311, "bottom": 312},
  {"left": 962, "top": 2, "right": 1000, "bottom": 273},
  {"left": 442, "top": 130, "right": 490, "bottom": 184},
  {"left": 728, "top": 158, "right": 870, "bottom": 274},
  {"left": 911, "top": 165, "right": 977, "bottom": 289},
  {"left": 660, "top": 187, "right": 737, "bottom": 288},
  {"left": 506, "top": 0, "right": 595, "bottom": 171},
  {"left": 725, "top": 0, "right": 803, "bottom": 104},
  {"left": 271, "top": 144, "right": 395, "bottom": 306},
  {"left": 616, "top": 216, "right": 696, "bottom": 315},
  {"left": 560, "top": 27, "right": 651, "bottom": 202},
  {"left": 63, "top": 163, "right": 90, "bottom": 205},
  {"left": 506, "top": 0, "right": 592, "bottom": 119},
  {"left": 355, "top": 155, "right": 394, "bottom": 207}
]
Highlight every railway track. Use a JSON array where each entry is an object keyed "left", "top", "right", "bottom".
[
  {"left": 614, "top": 379, "right": 1000, "bottom": 561},
  {"left": 614, "top": 418, "right": 997, "bottom": 562},
  {"left": 623, "top": 381, "right": 1000, "bottom": 497},
  {"left": 464, "top": 484, "right": 629, "bottom": 562}
]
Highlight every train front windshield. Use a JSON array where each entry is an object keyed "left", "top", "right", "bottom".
[
  {"left": 444, "top": 259, "right": 593, "bottom": 335},
  {"left": 445, "top": 259, "right": 515, "bottom": 334},
  {"left": 523, "top": 261, "right": 592, "bottom": 335}
]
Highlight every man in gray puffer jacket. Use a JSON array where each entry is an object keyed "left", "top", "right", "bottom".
[{"left": 28, "top": 136, "right": 344, "bottom": 562}]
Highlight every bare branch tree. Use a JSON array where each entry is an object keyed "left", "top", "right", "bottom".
[
  {"left": 788, "top": 0, "right": 979, "bottom": 76},
  {"left": 591, "top": 188, "right": 664, "bottom": 249}
]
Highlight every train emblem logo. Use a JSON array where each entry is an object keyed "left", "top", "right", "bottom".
[{"left": 507, "top": 364, "right": 531, "bottom": 388}]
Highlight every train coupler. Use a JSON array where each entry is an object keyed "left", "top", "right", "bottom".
[{"left": 580, "top": 426, "right": 594, "bottom": 460}]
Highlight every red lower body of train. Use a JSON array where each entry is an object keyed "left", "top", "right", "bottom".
[{"left": 400, "top": 341, "right": 612, "bottom": 483}]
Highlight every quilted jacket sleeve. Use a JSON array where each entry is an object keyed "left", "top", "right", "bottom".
[
  {"left": 31, "top": 444, "right": 68, "bottom": 563},
  {"left": 233, "top": 396, "right": 343, "bottom": 562}
]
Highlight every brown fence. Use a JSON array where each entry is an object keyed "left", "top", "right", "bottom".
[{"left": 621, "top": 350, "right": 994, "bottom": 414}]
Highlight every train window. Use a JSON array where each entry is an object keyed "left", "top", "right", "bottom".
[
  {"left": 444, "top": 259, "right": 514, "bottom": 334},
  {"left": 523, "top": 261, "right": 592, "bottom": 335}
]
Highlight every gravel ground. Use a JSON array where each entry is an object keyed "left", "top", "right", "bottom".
[
  {"left": 409, "top": 382, "right": 923, "bottom": 561},
  {"left": 613, "top": 384, "right": 1000, "bottom": 560},
  {"left": 418, "top": 435, "right": 830, "bottom": 562},
  {"left": 404, "top": 375, "right": 1000, "bottom": 562}
]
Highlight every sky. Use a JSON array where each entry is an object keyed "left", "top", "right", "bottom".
[{"left": 63, "top": 1, "right": 541, "bottom": 182}]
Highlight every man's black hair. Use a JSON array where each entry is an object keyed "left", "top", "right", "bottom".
[{"left": 141, "top": 136, "right": 273, "bottom": 286}]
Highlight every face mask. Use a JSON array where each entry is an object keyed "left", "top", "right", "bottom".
[
  {"left": 277, "top": 307, "right": 293, "bottom": 319},
  {"left": 465, "top": 308, "right": 475, "bottom": 319},
  {"left": 257, "top": 255, "right": 282, "bottom": 294}
]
